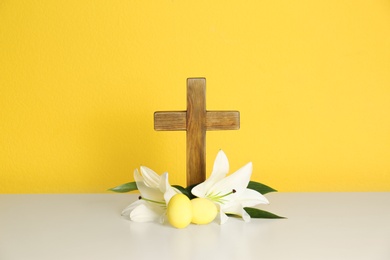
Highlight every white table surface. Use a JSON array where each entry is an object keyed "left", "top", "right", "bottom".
[{"left": 1, "top": 192, "right": 389, "bottom": 260}]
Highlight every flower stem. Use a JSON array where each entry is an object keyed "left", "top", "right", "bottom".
[{"left": 138, "top": 196, "right": 166, "bottom": 205}]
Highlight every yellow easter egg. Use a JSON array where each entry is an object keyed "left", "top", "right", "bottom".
[
  {"left": 167, "top": 194, "right": 193, "bottom": 229},
  {"left": 191, "top": 198, "right": 218, "bottom": 225}
]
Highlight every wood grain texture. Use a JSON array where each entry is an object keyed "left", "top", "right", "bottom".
[
  {"left": 206, "top": 111, "right": 240, "bottom": 130},
  {"left": 154, "top": 111, "right": 186, "bottom": 130},
  {"left": 154, "top": 111, "right": 240, "bottom": 131},
  {"left": 153, "top": 78, "right": 240, "bottom": 186},
  {"left": 186, "top": 78, "right": 206, "bottom": 186}
]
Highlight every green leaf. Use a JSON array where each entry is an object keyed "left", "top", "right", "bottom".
[
  {"left": 108, "top": 182, "right": 138, "bottom": 193},
  {"left": 244, "top": 207, "right": 286, "bottom": 219},
  {"left": 185, "top": 183, "right": 200, "bottom": 199},
  {"left": 247, "top": 181, "right": 277, "bottom": 194},
  {"left": 172, "top": 185, "right": 191, "bottom": 198}
]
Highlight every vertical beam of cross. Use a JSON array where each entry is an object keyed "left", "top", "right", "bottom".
[
  {"left": 186, "top": 79, "right": 206, "bottom": 186},
  {"left": 154, "top": 78, "right": 240, "bottom": 186}
]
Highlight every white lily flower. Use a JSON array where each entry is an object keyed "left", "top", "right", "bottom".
[
  {"left": 191, "top": 150, "right": 269, "bottom": 224},
  {"left": 121, "top": 166, "right": 179, "bottom": 223}
]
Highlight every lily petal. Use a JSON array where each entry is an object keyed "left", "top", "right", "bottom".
[
  {"left": 121, "top": 199, "right": 143, "bottom": 217},
  {"left": 216, "top": 204, "right": 229, "bottom": 224},
  {"left": 160, "top": 172, "right": 179, "bottom": 204},
  {"left": 192, "top": 150, "right": 229, "bottom": 198},
  {"left": 130, "top": 203, "right": 164, "bottom": 222},
  {"left": 134, "top": 169, "right": 164, "bottom": 202},
  {"left": 208, "top": 162, "right": 252, "bottom": 198},
  {"left": 122, "top": 166, "right": 180, "bottom": 224},
  {"left": 189, "top": 150, "right": 272, "bottom": 224},
  {"left": 140, "top": 166, "right": 160, "bottom": 188},
  {"left": 223, "top": 202, "right": 251, "bottom": 222},
  {"left": 235, "top": 188, "right": 269, "bottom": 207}
]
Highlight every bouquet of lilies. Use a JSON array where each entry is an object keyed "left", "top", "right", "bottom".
[{"left": 109, "top": 150, "right": 284, "bottom": 228}]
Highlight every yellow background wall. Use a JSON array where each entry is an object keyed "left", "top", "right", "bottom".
[{"left": 1, "top": 1, "right": 390, "bottom": 193}]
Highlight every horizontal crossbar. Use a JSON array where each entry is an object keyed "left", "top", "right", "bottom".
[{"left": 154, "top": 111, "right": 240, "bottom": 131}]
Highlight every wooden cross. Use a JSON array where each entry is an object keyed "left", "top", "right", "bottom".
[{"left": 154, "top": 78, "right": 240, "bottom": 187}]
